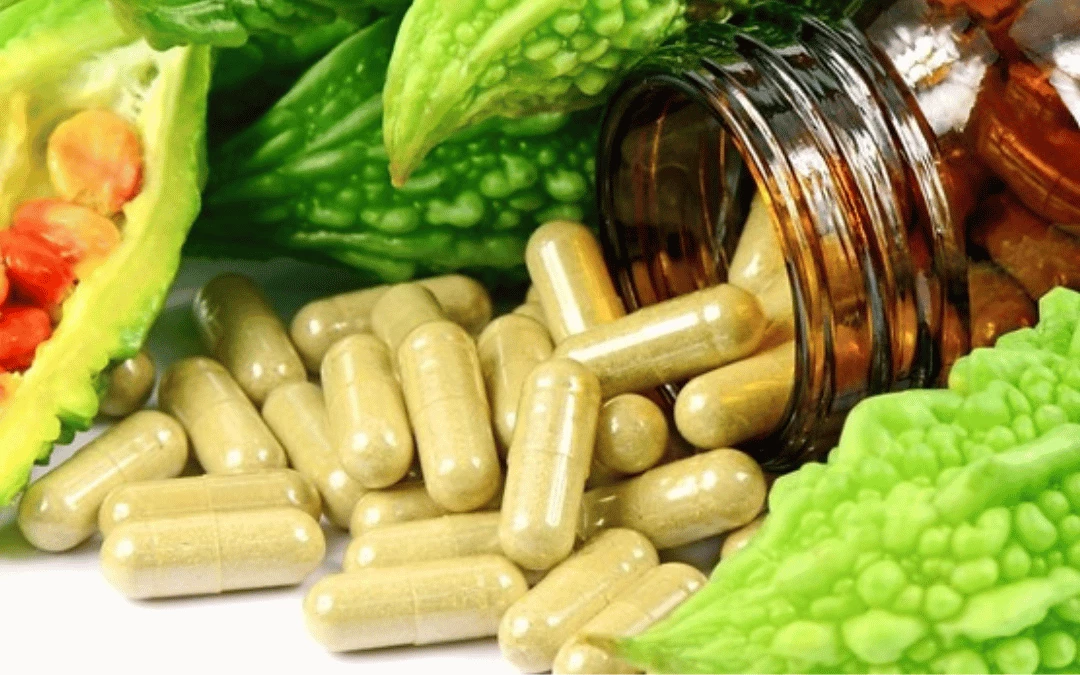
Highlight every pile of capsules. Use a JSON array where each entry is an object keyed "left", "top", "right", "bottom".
[{"left": 16, "top": 201, "right": 795, "bottom": 674}]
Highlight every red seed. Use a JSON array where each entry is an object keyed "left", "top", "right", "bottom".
[
  {"left": 0, "top": 229, "right": 76, "bottom": 308},
  {"left": 46, "top": 109, "right": 144, "bottom": 216},
  {"left": 0, "top": 304, "right": 52, "bottom": 371},
  {"left": 12, "top": 198, "right": 121, "bottom": 278},
  {"left": 0, "top": 264, "right": 9, "bottom": 307}
]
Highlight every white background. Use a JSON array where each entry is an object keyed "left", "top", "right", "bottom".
[{"left": 0, "top": 258, "right": 519, "bottom": 674}]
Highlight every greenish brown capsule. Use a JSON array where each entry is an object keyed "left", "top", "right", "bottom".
[
  {"left": 477, "top": 314, "right": 554, "bottom": 452},
  {"left": 98, "top": 350, "right": 156, "bottom": 418},
  {"left": 371, "top": 283, "right": 447, "bottom": 353},
  {"left": 18, "top": 411, "right": 188, "bottom": 552},
  {"left": 343, "top": 511, "right": 501, "bottom": 571}
]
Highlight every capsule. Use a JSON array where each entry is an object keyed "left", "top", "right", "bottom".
[
  {"left": 398, "top": 321, "right": 502, "bottom": 512},
  {"left": 99, "top": 469, "right": 321, "bottom": 535},
  {"left": 98, "top": 350, "right": 155, "bottom": 418},
  {"left": 262, "top": 382, "right": 366, "bottom": 528},
  {"left": 371, "top": 283, "right": 448, "bottom": 352},
  {"left": 525, "top": 221, "right": 626, "bottom": 343},
  {"left": 500, "top": 358, "right": 601, "bottom": 571},
  {"left": 477, "top": 314, "right": 554, "bottom": 451},
  {"left": 322, "top": 335, "right": 413, "bottom": 489},
  {"left": 193, "top": 274, "right": 305, "bottom": 405},
  {"left": 289, "top": 275, "right": 493, "bottom": 371},
  {"left": 552, "top": 563, "right": 707, "bottom": 674},
  {"left": 513, "top": 300, "right": 549, "bottom": 326},
  {"left": 727, "top": 193, "right": 793, "bottom": 326},
  {"left": 554, "top": 284, "right": 767, "bottom": 398},
  {"left": 579, "top": 448, "right": 767, "bottom": 549},
  {"left": 498, "top": 528, "right": 659, "bottom": 673},
  {"left": 675, "top": 341, "right": 795, "bottom": 449},
  {"left": 304, "top": 555, "right": 527, "bottom": 652},
  {"left": 594, "top": 394, "right": 668, "bottom": 475},
  {"left": 101, "top": 507, "right": 325, "bottom": 599},
  {"left": 344, "top": 511, "right": 501, "bottom": 571},
  {"left": 17, "top": 411, "right": 188, "bottom": 552},
  {"left": 720, "top": 514, "right": 766, "bottom": 559},
  {"left": 159, "top": 357, "right": 287, "bottom": 474},
  {"left": 349, "top": 483, "right": 501, "bottom": 536},
  {"left": 658, "top": 536, "right": 723, "bottom": 572}
]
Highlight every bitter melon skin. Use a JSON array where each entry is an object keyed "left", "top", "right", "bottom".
[
  {"left": 0, "top": 0, "right": 212, "bottom": 505},
  {"left": 382, "top": 0, "right": 687, "bottom": 184},
  {"left": 194, "top": 16, "right": 599, "bottom": 284},
  {"left": 620, "top": 288, "right": 1080, "bottom": 674}
]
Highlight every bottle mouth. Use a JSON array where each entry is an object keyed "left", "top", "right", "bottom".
[{"left": 597, "top": 19, "right": 970, "bottom": 469}]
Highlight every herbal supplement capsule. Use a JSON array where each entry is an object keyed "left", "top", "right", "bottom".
[
  {"left": 498, "top": 528, "right": 659, "bottom": 673},
  {"left": 100, "top": 507, "right": 325, "bottom": 599},
  {"left": 371, "top": 283, "right": 447, "bottom": 352},
  {"left": 500, "top": 358, "right": 601, "bottom": 571},
  {"left": 289, "top": 275, "right": 493, "bottom": 371},
  {"left": 193, "top": 274, "right": 305, "bottom": 406},
  {"left": 322, "top": 334, "right": 413, "bottom": 489},
  {"left": 398, "top": 321, "right": 502, "bottom": 512},
  {"left": 343, "top": 511, "right": 501, "bottom": 571},
  {"left": 721, "top": 514, "right": 766, "bottom": 559},
  {"left": 728, "top": 193, "right": 794, "bottom": 327},
  {"left": 555, "top": 284, "right": 767, "bottom": 398},
  {"left": 262, "top": 382, "right": 366, "bottom": 528},
  {"left": 525, "top": 221, "right": 626, "bottom": 343},
  {"left": 304, "top": 554, "right": 527, "bottom": 652},
  {"left": 477, "top": 314, "right": 554, "bottom": 451},
  {"left": 578, "top": 448, "right": 767, "bottom": 549},
  {"left": 159, "top": 357, "right": 287, "bottom": 474},
  {"left": 551, "top": 563, "right": 707, "bottom": 674},
  {"left": 513, "top": 301, "right": 549, "bottom": 326},
  {"left": 17, "top": 411, "right": 188, "bottom": 552},
  {"left": 594, "top": 394, "right": 668, "bottom": 475},
  {"left": 675, "top": 341, "right": 795, "bottom": 449},
  {"left": 98, "top": 350, "right": 155, "bottom": 418},
  {"left": 99, "top": 469, "right": 321, "bottom": 535},
  {"left": 349, "top": 483, "right": 501, "bottom": 536}
]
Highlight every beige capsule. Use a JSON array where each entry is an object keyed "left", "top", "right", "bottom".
[
  {"left": 193, "top": 274, "right": 306, "bottom": 406},
  {"left": 98, "top": 350, "right": 156, "bottom": 418},
  {"left": 262, "top": 382, "right": 366, "bottom": 529},
  {"left": 728, "top": 193, "right": 794, "bottom": 328},
  {"left": 101, "top": 507, "right": 325, "bottom": 599},
  {"left": 525, "top": 221, "right": 626, "bottom": 343},
  {"left": 371, "top": 283, "right": 448, "bottom": 352},
  {"left": 289, "top": 275, "right": 493, "bottom": 372},
  {"left": 579, "top": 448, "right": 766, "bottom": 549},
  {"left": 554, "top": 284, "right": 767, "bottom": 398},
  {"left": 500, "top": 358, "right": 601, "bottom": 571},
  {"left": 159, "top": 357, "right": 287, "bottom": 474},
  {"left": 304, "top": 555, "right": 527, "bottom": 652},
  {"left": 343, "top": 511, "right": 501, "bottom": 571},
  {"left": 99, "top": 469, "right": 322, "bottom": 536},
  {"left": 675, "top": 341, "right": 795, "bottom": 449},
  {"left": 321, "top": 335, "right": 413, "bottom": 489},
  {"left": 513, "top": 301, "right": 549, "bottom": 326},
  {"left": 398, "top": 321, "right": 502, "bottom": 512},
  {"left": 552, "top": 563, "right": 708, "bottom": 674},
  {"left": 477, "top": 314, "right": 554, "bottom": 451},
  {"left": 498, "top": 528, "right": 659, "bottom": 673},
  {"left": 720, "top": 514, "right": 766, "bottom": 559},
  {"left": 594, "top": 394, "right": 668, "bottom": 475},
  {"left": 17, "top": 411, "right": 188, "bottom": 552},
  {"left": 349, "top": 483, "right": 502, "bottom": 536}
]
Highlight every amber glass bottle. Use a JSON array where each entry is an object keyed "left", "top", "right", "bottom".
[{"left": 596, "top": 0, "right": 1079, "bottom": 469}]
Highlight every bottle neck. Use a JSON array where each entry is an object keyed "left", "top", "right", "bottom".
[{"left": 597, "top": 14, "right": 970, "bottom": 468}]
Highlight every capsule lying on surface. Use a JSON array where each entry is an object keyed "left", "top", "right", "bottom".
[
  {"left": 100, "top": 507, "right": 325, "bottom": 599},
  {"left": 193, "top": 274, "right": 306, "bottom": 406},
  {"left": 159, "top": 357, "right": 287, "bottom": 475},
  {"left": 398, "top": 321, "right": 502, "bottom": 512},
  {"left": 477, "top": 314, "right": 554, "bottom": 452},
  {"left": 579, "top": 448, "right": 767, "bottom": 549},
  {"left": 348, "top": 482, "right": 502, "bottom": 536},
  {"left": 343, "top": 511, "right": 501, "bottom": 571},
  {"left": 594, "top": 394, "right": 669, "bottom": 476},
  {"left": 554, "top": 284, "right": 767, "bottom": 397},
  {"left": 371, "top": 283, "right": 448, "bottom": 352},
  {"left": 322, "top": 334, "right": 413, "bottom": 489},
  {"left": 98, "top": 350, "right": 156, "bottom": 418},
  {"left": 304, "top": 555, "right": 527, "bottom": 652},
  {"left": 99, "top": 469, "right": 322, "bottom": 536},
  {"left": 18, "top": 411, "right": 188, "bottom": 552},
  {"left": 289, "top": 274, "right": 493, "bottom": 372},
  {"left": 498, "top": 528, "right": 659, "bottom": 673}
]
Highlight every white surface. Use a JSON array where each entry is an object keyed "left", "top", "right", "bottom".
[{"left": 0, "top": 257, "right": 517, "bottom": 675}]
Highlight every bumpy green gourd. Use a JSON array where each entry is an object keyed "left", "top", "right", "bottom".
[
  {"left": 618, "top": 288, "right": 1080, "bottom": 674},
  {"left": 382, "top": 0, "right": 687, "bottom": 184},
  {"left": 192, "top": 16, "right": 599, "bottom": 283}
]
